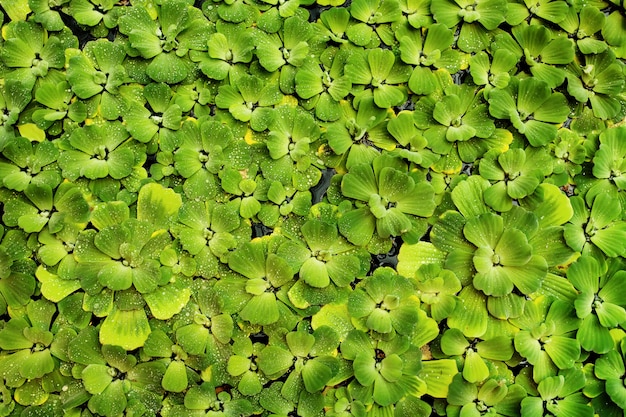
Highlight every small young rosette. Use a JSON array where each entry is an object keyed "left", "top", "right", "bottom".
[
  {"left": 338, "top": 154, "right": 435, "bottom": 246},
  {"left": 568, "top": 256, "right": 626, "bottom": 354}
]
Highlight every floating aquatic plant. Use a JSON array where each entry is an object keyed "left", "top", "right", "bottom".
[{"left": 0, "top": 1, "right": 625, "bottom": 415}]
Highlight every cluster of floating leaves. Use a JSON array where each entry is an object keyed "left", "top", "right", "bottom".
[{"left": 1, "top": 0, "right": 626, "bottom": 415}]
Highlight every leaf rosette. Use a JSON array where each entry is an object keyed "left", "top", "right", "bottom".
[
  {"left": 346, "top": 0, "right": 402, "bottom": 46},
  {"left": 568, "top": 256, "right": 626, "bottom": 354},
  {"left": 559, "top": 5, "right": 608, "bottom": 55},
  {"left": 58, "top": 121, "right": 144, "bottom": 181},
  {"left": 468, "top": 212, "right": 547, "bottom": 297},
  {"left": 118, "top": 0, "right": 212, "bottom": 84},
  {"left": 73, "top": 184, "right": 182, "bottom": 325},
  {"left": 397, "top": 23, "right": 463, "bottom": 89},
  {"left": 66, "top": 39, "right": 128, "bottom": 101},
  {"left": 414, "top": 80, "right": 496, "bottom": 157},
  {"left": 488, "top": 77, "right": 570, "bottom": 146},
  {"left": 31, "top": 76, "right": 87, "bottom": 130},
  {"left": 520, "top": 369, "right": 594, "bottom": 417},
  {"left": 427, "top": 177, "right": 573, "bottom": 333},
  {"left": 498, "top": 23, "right": 575, "bottom": 88},
  {"left": 0, "top": 80, "right": 32, "bottom": 151},
  {"left": 173, "top": 199, "right": 247, "bottom": 278},
  {"left": 563, "top": 193, "right": 626, "bottom": 259},
  {"left": 469, "top": 48, "right": 518, "bottom": 92},
  {"left": 225, "top": 331, "right": 270, "bottom": 396},
  {"left": 339, "top": 154, "right": 435, "bottom": 246},
  {"left": 253, "top": 15, "right": 314, "bottom": 94},
  {"left": 478, "top": 147, "right": 553, "bottom": 212},
  {"left": 123, "top": 82, "right": 183, "bottom": 147},
  {"left": 214, "top": 73, "right": 283, "bottom": 131},
  {"left": 344, "top": 48, "right": 411, "bottom": 109},
  {"left": 0, "top": 136, "right": 61, "bottom": 192},
  {"left": 215, "top": 236, "right": 296, "bottom": 326},
  {"left": 281, "top": 325, "right": 340, "bottom": 395},
  {"left": 0, "top": 300, "right": 58, "bottom": 384},
  {"left": 173, "top": 300, "right": 234, "bottom": 359},
  {"left": 413, "top": 264, "right": 461, "bottom": 322},
  {"left": 441, "top": 328, "right": 513, "bottom": 383},
  {"left": 265, "top": 105, "right": 321, "bottom": 173},
  {"left": 566, "top": 50, "right": 625, "bottom": 121},
  {"left": 173, "top": 118, "right": 253, "bottom": 201},
  {"left": 588, "top": 125, "right": 626, "bottom": 195},
  {"left": 385, "top": 110, "right": 440, "bottom": 168},
  {"left": 431, "top": 0, "right": 508, "bottom": 53},
  {"left": 295, "top": 45, "right": 352, "bottom": 122},
  {"left": 73, "top": 338, "right": 165, "bottom": 414},
  {"left": 548, "top": 129, "right": 586, "bottom": 186},
  {"left": 510, "top": 296, "right": 581, "bottom": 382},
  {"left": 322, "top": 96, "right": 391, "bottom": 169},
  {"left": 595, "top": 336, "right": 626, "bottom": 410},
  {"left": 340, "top": 329, "right": 424, "bottom": 407},
  {"left": 447, "top": 374, "right": 527, "bottom": 417},
  {"left": 348, "top": 267, "right": 420, "bottom": 336},
  {"left": 190, "top": 21, "right": 254, "bottom": 81},
  {"left": 277, "top": 218, "right": 366, "bottom": 294},
  {"left": 2, "top": 182, "right": 90, "bottom": 234},
  {"left": 0, "top": 21, "right": 75, "bottom": 89},
  {"left": 0, "top": 228, "right": 36, "bottom": 315},
  {"left": 74, "top": 219, "right": 170, "bottom": 296}
]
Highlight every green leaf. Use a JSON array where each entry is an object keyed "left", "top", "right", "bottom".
[
  {"left": 497, "top": 229, "right": 532, "bottom": 266},
  {"left": 257, "top": 346, "right": 294, "bottom": 378},
  {"left": 463, "top": 349, "right": 489, "bottom": 383},
  {"left": 99, "top": 307, "right": 151, "bottom": 351},
  {"left": 144, "top": 283, "right": 191, "bottom": 320},
  {"left": 544, "top": 336, "right": 580, "bottom": 370},
  {"left": 577, "top": 314, "right": 613, "bottom": 354},
  {"left": 567, "top": 256, "right": 601, "bottom": 294},
  {"left": 67, "top": 54, "right": 103, "bottom": 99},
  {"left": 366, "top": 308, "right": 393, "bottom": 333},
  {"left": 353, "top": 352, "right": 377, "bottom": 386},
  {"left": 409, "top": 67, "right": 438, "bottom": 95},
  {"left": 184, "top": 382, "right": 215, "bottom": 410},
  {"left": 162, "top": 360, "right": 188, "bottom": 393},
  {"left": 397, "top": 242, "right": 446, "bottom": 276},
  {"left": 451, "top": 176, "right": 491, "bottom": 218},
  {"left": 98, "top": 262, "right": 133, "bottom": 291},
  {"left": 464, "top": 212, "right": 503, "bottom": 249},
  {"left": 341, "top": 164, "right": 378, "bottom": 201},
  {"left": 82, "top": 364, "right": 113, "bottom": 395},
  {"left": 300, "top": 258, "right": 330, "bottom": 288},
  {"left": 373, "top": 374, "right": 410, "bottom": 406},
  {"left": 338, "top": 207, "right": 375, "bottom": 246},
  {"left": 175, "top": 324, "right": 207, "bottom": 356},
  {"left": 448, "top": 286, "right": 488, "bottom": 338},
  {"left": 595, "top": 302, "right": 626, "bottom": 329},
  {"left": 37, "top": 266, "right": 81, "bottom": 303},
  {"left": 302, "top": 357, "right": 336, "bottom": 393},
  {"left": 240, "top": 293, "right": 280, "bottom": 325},
  {"left": 228, "top": 240, "right": 267, "bottom": 280},
  {"left": 326, "top": 254, "right": 361, "bottom": 287},
  {"left": 2, "top": 0, "right": 29, "bottom": 21},
  {"left": 441, "top": 328, "right": 469, "bottom": 356},
  {"left": 524, "top": 120, "right": 559, "bottom": 147},
  {"left": 137, "top": 183, "right": 182, "bottom": 229},
  {"left": 146, "top": 52, "right": 189, "bottom": 84},
  {"left": 87, "top": 380, "right": 127, "bottom": 417},
  {"left": 301, "top": 219, "right": 337, "bottom": 252}
]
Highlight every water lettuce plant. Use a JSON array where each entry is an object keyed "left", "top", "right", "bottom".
[{"left": 1, "top": 0, "right": 626, "bottom": 416}]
